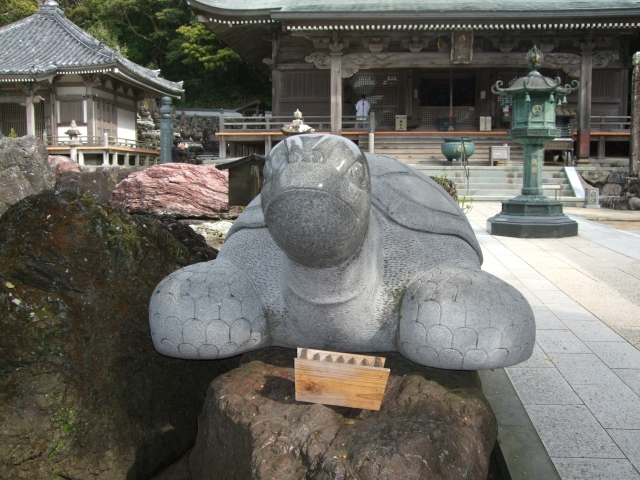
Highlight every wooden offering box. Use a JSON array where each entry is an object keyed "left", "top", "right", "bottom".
[{"left": 294, "top": 348, "right": 391, "bottom": 411}]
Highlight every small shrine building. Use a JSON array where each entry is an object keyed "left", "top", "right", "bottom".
[{"left": 0, "top": 0, "right": 183, "bottom": 165}]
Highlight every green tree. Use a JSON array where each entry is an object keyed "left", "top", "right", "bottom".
[
  {"left": 0, "top": 0, "right": 271, "bottom": 109},
  {"left": 0, "top": 0, "right": 37, "bottom": 26}
]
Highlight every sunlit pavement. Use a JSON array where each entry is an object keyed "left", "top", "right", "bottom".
[{"left": 468, "top": 202, "right": 640, "bottom": 479}]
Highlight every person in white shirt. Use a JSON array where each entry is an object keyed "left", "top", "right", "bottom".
[{"left": 355, "top": 94, "right": 371, "bottom": 128}]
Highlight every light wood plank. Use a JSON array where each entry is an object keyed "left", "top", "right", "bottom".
[{"left": 294, "top": 357, "right": 390, "bottom": 410}]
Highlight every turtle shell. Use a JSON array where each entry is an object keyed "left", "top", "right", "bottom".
[
  {"left": 227, "top": 153, "right": 482, "bottom": 264},
  {"left": 366, "top": 153, "right": 482, "bottom": 263}
]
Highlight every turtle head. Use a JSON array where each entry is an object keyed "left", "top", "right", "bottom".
[{"left": 261, "top": 134, "right": 371, "bottom": 268}]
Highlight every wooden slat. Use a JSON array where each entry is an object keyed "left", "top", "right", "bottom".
[
  {"left": 294, "top": 357, "right": 390, "bottom": 410},
  {"left": 297, "top": 347, "right": 385, "bottom": 367}
]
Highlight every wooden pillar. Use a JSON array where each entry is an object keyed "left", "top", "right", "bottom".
[
  {"left": 25, "top": 95, "right": 35, "bottom": 136},
  {"left": 577, "top": 42, "right": 594, "bottom": 163},
  {"left": 597, "top": 135, "right": 606, "bottom": 160},
  {"left": 272, "top": 70, "right": 281, "bottom": 117},
  {"left": 630, "top": 52, "right": 640, "bottom": 175},
  {"left": 265, "top": 135, "right": 272, "bottom": 155},
  {"left": 330, "top": 48, "right": 343, "bottom": 135}
]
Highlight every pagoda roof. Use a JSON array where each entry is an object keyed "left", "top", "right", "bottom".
[{"left": 0, "top": 1, "right": 183, "bottom": 97}]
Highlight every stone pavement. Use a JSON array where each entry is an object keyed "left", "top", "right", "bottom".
[{"left": 467, "top": 203, "right": 640, "bottom": 480}]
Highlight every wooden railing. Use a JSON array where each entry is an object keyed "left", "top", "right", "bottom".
[
  {"left": 590, "top": 116, "right": 631, "bottom": 131},
  {"left": 44, "top": 134, "right": 160, "bottom": 150},
  {"left": 220, "top": 115, "right": 372, "bottom": 132}
]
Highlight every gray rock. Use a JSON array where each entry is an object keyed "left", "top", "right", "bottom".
[
  {"left": 624, "top": 177, "right": 640, "bottom": 197},
  {"left": 602, "top": 196, "right": 629, "bottom": 210},
  {"left": 57, "top": 167, "right": 143, "bottom": 204},
  {"left": 188, "top": 348, "right": 497, "bottom": 480},
  {"left": 150, "top": 135, "right": 535, "bottom": 370},
  {"left": 607, "top": 171, "right": 623, "bottom": 184},
  {"left": 629, "top": 197, "right": 640, "bottom": 210},
  {"left": 580, "top": 170, "right": 609, "bottom": 188},
  {"left": 601, "top": 183, "right": 623, "bottom": 197},
  {"left": 0, "top": 136, "right": 54, "bottom": 215}
]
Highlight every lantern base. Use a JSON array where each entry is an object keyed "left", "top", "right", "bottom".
[
  {"left": 487, "top": 213, "right": 578, "bottom": 238},
  {"left": 487, "top": 198, "right": 578, "bottom": 238}
]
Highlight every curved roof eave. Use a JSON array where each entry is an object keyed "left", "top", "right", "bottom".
[{"left": 187, "top": 0, "right": 281, "bottom": 19}]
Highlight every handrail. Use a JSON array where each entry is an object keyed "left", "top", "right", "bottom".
[
  {"left": 45, "top": 135, "right": 160, "bottom": 150},
  {"left": 590, "top": 115, "right": 631, "bottom": 131},
  {"left": 221, "top": 115, "right": 372, "bottom": 132}
]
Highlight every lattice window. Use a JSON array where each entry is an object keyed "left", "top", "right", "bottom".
[
  {"left": 420, "top": 107, "right": 476, "bottom": 127},
  {"left": 95, "top": 100, "right": 116, "bottom": 136},
  {"left": 592, "top": 71, "right": 621, "bottom": 98},
  {"left": 282, "top": 72, "right": 330, "bottom": 98},
  {"left": 59, "top": 100, "right": 83, "bottom": 124},
  {"left": 0, "top": 103, "right": 26, "bottom": 136},
  {"left": 352, "top": 73, "right": 399, "bottom": 126}
]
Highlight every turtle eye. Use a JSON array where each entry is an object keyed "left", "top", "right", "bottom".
[{"left": 348, "top": 161, "right": 367, "bottom": 186}]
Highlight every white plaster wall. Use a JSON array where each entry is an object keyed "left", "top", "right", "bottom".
[
  {"left": 56, "top": 86, "right": 84, "bottom": 96},
  {"left": 117, "top": 108, "right": 136, "bottom": 140}
]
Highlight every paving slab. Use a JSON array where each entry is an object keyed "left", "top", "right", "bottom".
[
  {"left": 549, "top": 353, "right": 627, "bottom": 386},
  {"left": 467, "top": 202, "right": 640, "bottom": 479},
  {"left": 524, "top": 405, "right": 624, "bottom": 459},
  {"left": 506, "top": 367, "right": 582, "bottom": 405},
  {"left": 606, "top": 429, "right": 640, "bottom": 471},
  {"left": 560, "top": 320, "right": 626, "bottom": 342},
  {"left": 552, "top": 458, "right": 640, "bottom": 480},
  {"left": 586, "top": 341, "right": 640, "bottom": 369},
  {"left": 573, "top": 383, "right": 640, "bottom": 429},
  {"left": 613, "top": 368, "right": 640, "bottom": 394},
  {"left": 535, "top": 329, "right": 591, "bottom": 354}
]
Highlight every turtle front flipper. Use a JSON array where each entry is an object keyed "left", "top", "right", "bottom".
[
  {"left": 397, "top": 265, "right": 535, "bottom": 370},
  {"left": 149, "top": 258, "right": 269, "bottom": 359}
]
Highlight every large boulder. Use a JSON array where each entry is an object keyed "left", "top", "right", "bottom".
[
  {"left": 0, "top": 190, "right": 237, "bottom": 479},
  {"left": 0, "top": 136, "right": 54, "bottom": 215},
  {"left": 47, "top": 154, "right": 80, "bottom": 182},
  {"left": 579, "top": 170, "right": 609, "bottom": 188},
  {"left": 109, "top": 164, "right": 230, "bottom": 219},
  {"left": 56, "top": 166, "right": 144, "bottom": 204},
  {"left": 189, "top": 348, "right": 497, "bottom": 480},
  {"left": 601, "top": 183, "right": 623, "bottom": 197}
]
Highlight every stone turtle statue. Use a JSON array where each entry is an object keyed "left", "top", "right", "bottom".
[{"left": 149, "top": 134, "right": 535, "bottom": 369}]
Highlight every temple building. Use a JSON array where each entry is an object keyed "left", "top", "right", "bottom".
[
  {"left": 188, "top": 0, "right": 639, "bottom": 163},
  {"left": 0, "top": 0, "right": 183, "bottom": 165}
]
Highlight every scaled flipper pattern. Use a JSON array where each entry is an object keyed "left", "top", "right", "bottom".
[
  {"left": 149, "top": 258, "right": 269, "bottom": 359},
  {"left": 398, "top": 265, "right": 535, "bottom": 369}
]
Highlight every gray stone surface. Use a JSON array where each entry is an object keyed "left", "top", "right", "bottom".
[
  {"left": 586, "top": 341, "right": 640, "bottom": 368},
  {"left": 525, "top": 405, "right": 625, "bottom": 458},
  {"left": 507, "top": 367, "right": 581, "bottom": 405},
  {"left": 150, "top": 135, "right": 535, "bottom": 369},
  {"left": 614, "top": 368, "right": 640, "bottom": 394},
  {"left": 601, "top": 183, "right": 623, "bottom": 197},
  {"left": 0, "top": 136, "right": 54, "bottom": 215},
  {"left": 580, "top": 170, "right": 610, "bottom": 188},
  {"left": 629, "top": 197, "right": 640, "bottom": 211},
  {"left": 574, "top": 383, "right": 640, "bottom": 429},
  {"left": 535, "top": 329, "right": 591, "bottom": 354},
  {"left": 607, "top": 429, "right": 640, "bottom": 471},
  {"left": 549, "top": 353, "right": 627, "bottom": 386},
  {"left": 552, "top": 458, "right": 640, "bottom": 480}
]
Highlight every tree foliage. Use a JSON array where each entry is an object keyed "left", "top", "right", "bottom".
[
  {"left": 0, "top": 0, "right": 37, "bottom": 26},
  {"left": 0, "top": 0, "right": 271, "bottom": 108}
]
